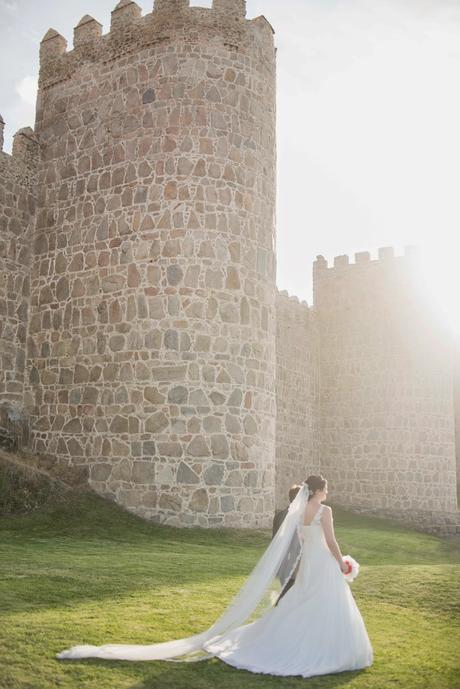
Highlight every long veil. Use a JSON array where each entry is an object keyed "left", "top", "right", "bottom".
[{"left": 57, "top": 485, "right": 308, "bottom": 662}]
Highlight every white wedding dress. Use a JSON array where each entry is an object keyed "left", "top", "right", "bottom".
[
  {"left": 203, "top": 503, "right": 374, "bottom": 678},
  {"left": 57, "top": 489, "right": 373, "bottom": 678}
]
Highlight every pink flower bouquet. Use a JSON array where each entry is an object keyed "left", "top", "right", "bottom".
[{"left": 341, "top": 555, "right": 360, "bottom": 582}]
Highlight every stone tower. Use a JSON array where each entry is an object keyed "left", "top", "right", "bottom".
[{"left": 26, "top": 0, "right": 277, "bottom": 527}]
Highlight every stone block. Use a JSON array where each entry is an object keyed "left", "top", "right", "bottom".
[
  {"left": 177, "top": 462, "right": 200, "bottom": 484},
  {"left": 159, "top": 493, "right": 182, "bottom": 512},
  {"left": 204, "top": 463, "right": 225, "bottom": 485},
  {"left": 189, "top": 488, "right": 209, "bottom": 512},
  {"left": 185, "top": 435, "right": 208, "bottom": 457},
  {"left": 132, "top": 460, "right": 156, "bottom": 483},
  {"left": 145, "top": 412, "right": 169, "bottom": 433},
  {"left": 90, "top": 463, "right": 112, "bottom": 482}
]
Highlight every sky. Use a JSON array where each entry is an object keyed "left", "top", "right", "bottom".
[{"left": 1, "top": 0, "right": 459, "bottom": 331}]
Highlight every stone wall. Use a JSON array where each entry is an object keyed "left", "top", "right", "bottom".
[
  {"left": 343, "top": 504, "right": 460, "bottom": 537},
  {"left": 455, "top": 355, "right": 460, "bottom": 505},
  {"left": 24, "top": 0, "right": 277, "bottom": 528},
  {"left": 275, "top": 290, "right": 320, "bottom": 509},
  {"left": 314, "top": 248, "right": 458, "bottom": 519},
  {"left": 0, "top": 123, "right": 39, "bottom": 445}
]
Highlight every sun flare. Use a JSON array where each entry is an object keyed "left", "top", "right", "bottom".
[{"left": 413, "top": 243, "right": 460, "bottom": 342}]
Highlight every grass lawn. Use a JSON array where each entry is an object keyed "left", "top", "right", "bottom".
[{"left": 1, "top": 491, "right": 459, "bottom": 689}]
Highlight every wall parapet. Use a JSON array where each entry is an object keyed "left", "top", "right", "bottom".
[
  {"left": 111, "top": 1, "right": 143, "bottom": 32},
  {"left": 38, "top": 1, "right": 273, "bottom": 90},
  {"left": 276, "top": 288, "right": 309, "bottom": 307},
  {"left": 276, "top": 288, "right": 313, "bottom": 330},
  {"left": 314, "top": 245, "right": 418, "bottom": 273},
  {"left": 312, "top": 246, "right": 421, "bottom": 309},
  {"left": 0, "top": 125, "right": 40, "bottom": 188}
]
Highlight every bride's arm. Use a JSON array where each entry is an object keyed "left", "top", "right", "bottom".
[{"left": 321, "top": 507, "right": 346, "bottom": 570}]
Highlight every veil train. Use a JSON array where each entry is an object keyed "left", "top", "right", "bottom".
[{"left": 57, "top": 485, "right": 309, "bottom": 662}]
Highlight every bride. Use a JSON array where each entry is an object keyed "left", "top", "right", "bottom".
[{"left": 57, "top": 474, "right": 374, "bottom": 678}]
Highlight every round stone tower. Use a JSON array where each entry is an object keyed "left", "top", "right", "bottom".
[{"left": 27, "top": 0, "right": 277, "bottom": 527}]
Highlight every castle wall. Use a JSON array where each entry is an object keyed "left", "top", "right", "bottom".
[
  {"left": 275, "top": 290, "right": 320, "bottom": 509},
  {"left": 455, "top": 356, "right": 460, "bottom": 505},
  {"left": 25, "top": 1, "right": 277, "bottom": 527},
  {"left": 314, "top": 248, "right": 458, "bottom": 520},
  {"left": 0, "top": 126, "right": 39, "bottom": 439}
]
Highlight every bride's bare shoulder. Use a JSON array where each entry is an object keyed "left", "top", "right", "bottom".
[{"left": 321, "top": 505, "right": 332, "bottom": 517}]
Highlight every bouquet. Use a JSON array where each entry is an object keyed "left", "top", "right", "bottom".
[{"left": 341, "top": 555, "right": 359, "bottom": 582}]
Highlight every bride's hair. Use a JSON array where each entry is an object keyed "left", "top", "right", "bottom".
[{"left": 305, "top": 475, "right": 327, "bottom": 500}]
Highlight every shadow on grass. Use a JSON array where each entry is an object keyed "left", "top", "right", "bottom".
[
  {"left": 1, "top": 490, "right": 458, "bottom": 551},
  {"left": 0, "top": 545, "right": 262, "bottom": 615},
  {"left": 56, "top": 656, "right": 372, "bottom": 689},
  {"left": 0, "top": 490, "right": 271, "bottom": 549},
  {"left": 1, "top": 490, "right": 459, "bottom": 617},
  {"left": 135, "top": 660, "right": 372, "bottom": 689}
]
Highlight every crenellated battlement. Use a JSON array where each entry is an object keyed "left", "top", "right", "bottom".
[
  {"left": 11, "top": 127, "right": 40, "bottom": 160},
  {"left": 276, "top": 289, "right": 312, "bottom": 329},
  {"left": 38, "top": 1, "right": 272, "bottom": 89},
  {"left": 313, "top": 245, "right": 419, "bottom": 274},
  {"left": 276, "top": 288, "right": 309, "bottom": 309},
  {"left": 73, "top": 15, "right": 103, "bottom": 49},
  {"left": 212, "top": 0, "right": 246, "bottom": 16},
  {"left": 312, "top": 245, "right": 423, "bottom": 312},
  {"left": 111, "top": 0, "right": 143, "bottom": 32},
  {"left": 154, "top": 0, "right": 191, "bottom": 11},
  {"left": 0, "top": 121, "right": 40, "bottom": 187}
]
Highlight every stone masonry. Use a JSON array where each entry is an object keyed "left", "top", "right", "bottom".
[
  {"left": 455, "top": 356, "right": 460, "bottom": 501},
  {"left": 0, "top": 124, "right": 39, "bottom": 446},
  {"left": 0, "top": 1, "right": 458, "bottom": 535},
  {"left": 275, "top": 290, "right": 320, "bottom": 508},
  {"left": 312, "top": 249, "right": 459, "bottom": 534},
  {"left": 24, "top": 0, "right": 277, "bottom": 529}
]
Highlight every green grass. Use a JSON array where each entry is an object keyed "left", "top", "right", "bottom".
[
  {"left": 0, "top": 456, "right": 70, "bottom": 515},
  {"left": 1, "top": 492, "right": 459, "bottom": 689}
]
